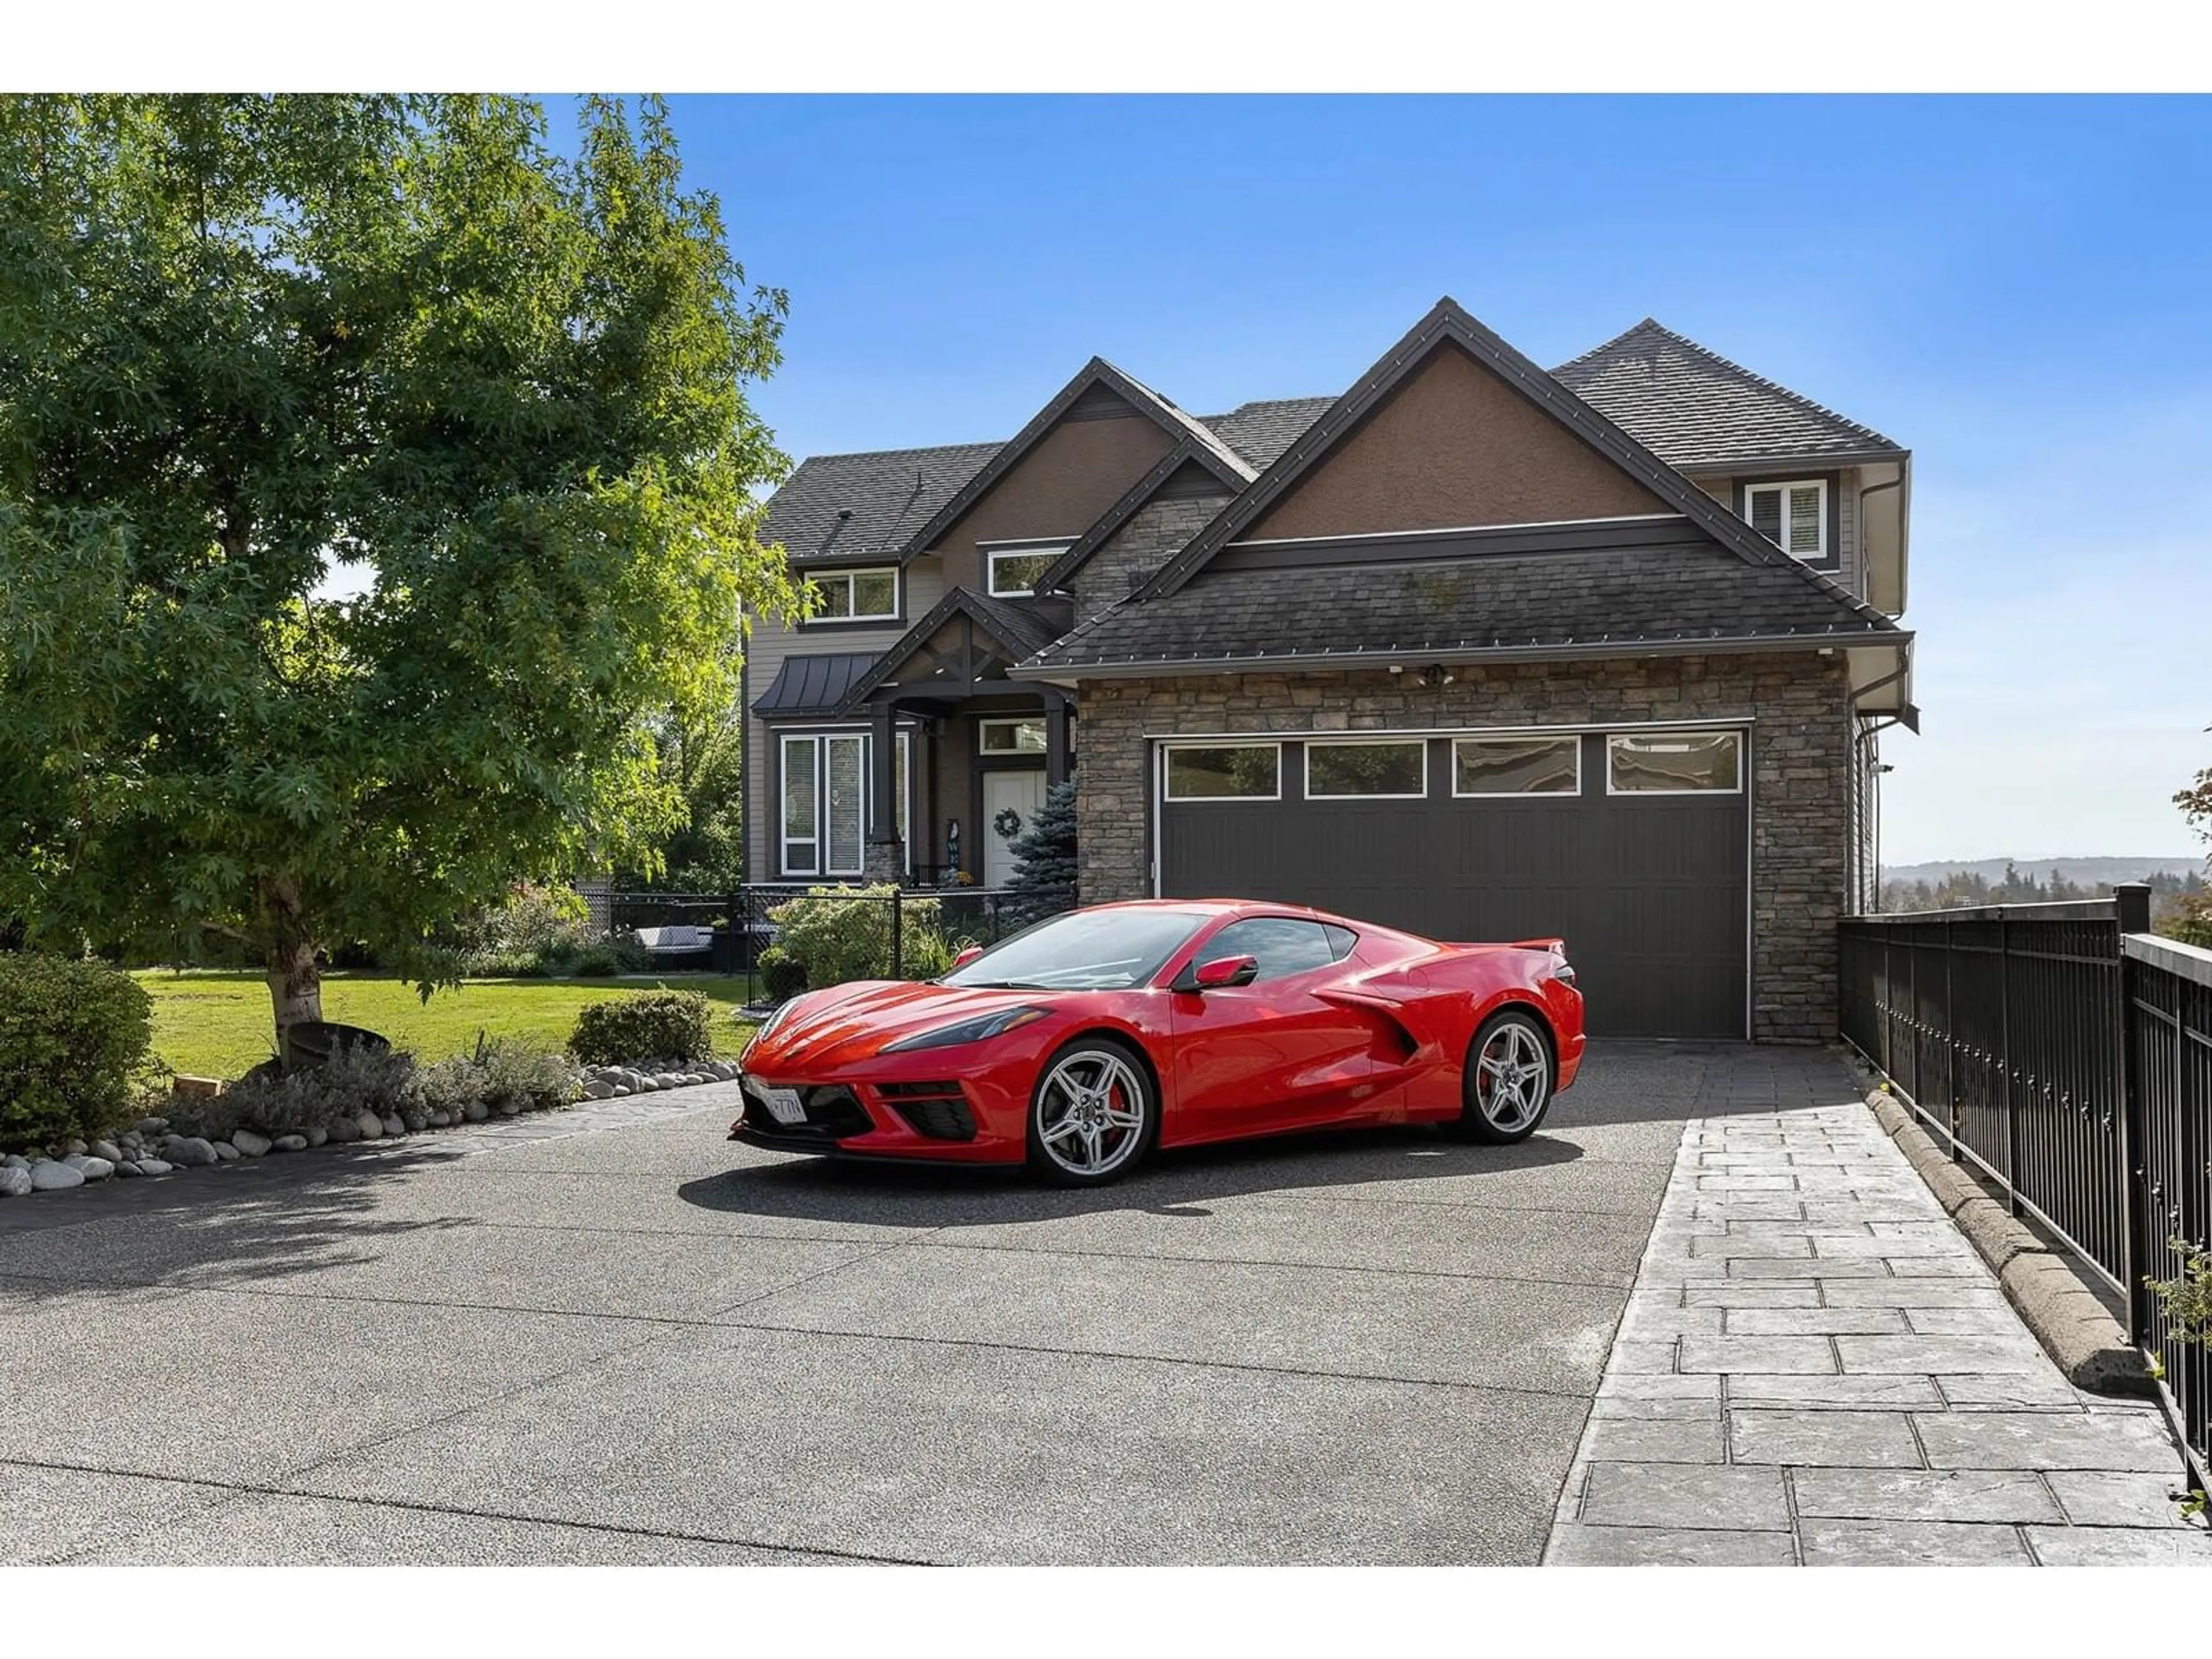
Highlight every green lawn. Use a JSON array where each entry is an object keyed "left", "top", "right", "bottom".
[{"left": 135, "top": 969, "right": 759, "bottom": 1080}]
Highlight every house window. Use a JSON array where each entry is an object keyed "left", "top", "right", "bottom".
[
  {"left": 779, "top": 730, "right": 912, "bottom": 877},
  {"left": 986, "top": 544, "right": 1068, "bottom": 599},
  {"left": 1607, "top": 731, "right": 1743, "bottom": 794},
  {"left": 1453, "top": 736, "right": 1581, "bottom": 797},
  {"left": 806, "top": 567, "right": 899, "bottom": 623},
  {"left": 1305, "top": 739, "right": 1427, "bottom": 800},
  {"left": 1164, "top": 743, "right": 1281, "bottom": 802},
  {"left": 979, "top": 718, "right": 1047, "bottom": 754},
  {"left": 1743, "top": 480, "right": 1828, "bottom": 562}
]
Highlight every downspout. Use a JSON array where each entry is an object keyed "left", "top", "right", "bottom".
[{"left": 1859, "top": 465, "right": 1907, "bottom": 615}]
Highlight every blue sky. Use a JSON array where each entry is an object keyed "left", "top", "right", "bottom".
[{"left": 634, "top": 95, "right": 2212, "bottom": 866}]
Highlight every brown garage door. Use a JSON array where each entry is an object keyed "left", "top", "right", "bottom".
[{"left": 1157, "top": 729, "right": 1748, "bottom": 1039}]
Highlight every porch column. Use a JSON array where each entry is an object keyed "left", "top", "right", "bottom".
[
  {"left": 865, "top": 698, "right": 903, "bottom": 882},
  {"left": 1044, "top": 691, "right": 1073, "bottom": 788}
]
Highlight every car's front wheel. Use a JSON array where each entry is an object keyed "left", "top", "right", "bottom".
[
  {"left": 1452, "top": 1008, "right": 1555, "bottom": 1144},
  {"left": 1026, "top": 1036, "right": 1155, "bottom": 1186}
]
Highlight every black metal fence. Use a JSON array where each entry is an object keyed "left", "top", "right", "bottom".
[
  {"left": 604, "top": 884, "right": 1068, "bottom": 982},
  {"left": 1838, "top": 883, "right": 2212, "bottom": 1475}
]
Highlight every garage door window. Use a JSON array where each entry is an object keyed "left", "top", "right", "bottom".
[
  {"left": 1607, "top": 731, "right": 1743, "bottom": 794},
  {"left": 1453, "top": 736, "right": 1580, "bottom": 796},
  {"left": 1165, "top": 744, "right": 1280, "bottom": 801},
  {"left": 1305, "top": 739, "right": 1426, "bottom": 800}
]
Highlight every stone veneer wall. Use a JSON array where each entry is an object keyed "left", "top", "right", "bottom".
[
  {"left": 1066, "top": 493, "right": 1230, "bottom": 620},
  {"left": 1072, "top": 652, "right": 1855, "bottom": 1043}
]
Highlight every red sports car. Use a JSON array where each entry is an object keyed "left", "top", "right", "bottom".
[{"left": 729, "top": 900, "right": 1584, "bottom": 1186}]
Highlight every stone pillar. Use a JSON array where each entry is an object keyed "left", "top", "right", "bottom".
[{"left": 864, "top": 699, "right": 903, "bottom": 882}]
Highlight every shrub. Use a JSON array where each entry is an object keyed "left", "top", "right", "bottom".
[
  {"left": 457, "top": 881, "right": 598, "bottom": 978},
  {"left": 1002, "top": 778, "right": 1078, "bottom": 926},
  {"left": 767, "top": 884, "right": 941, "bottom": 987},
  {"left": 902, "top": 925, "right": 956, "bottom": 980},
  {"left": 568, "top": 988, "right": 714, "bottom": 1066},
  {"left": 0, "top": 953, "right": 155, "bottom": 1152},
  {"left": 414, "top": 1039, "right": 578, "bottom": 1117},
  {"left": 190, "top": 1043, "right": 419, "bottom": 1139},
  {"left": 757, "top": 945, "right": 807, "bottom": 1001}
]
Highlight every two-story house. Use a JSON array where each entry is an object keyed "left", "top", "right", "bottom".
[{"left": 747, "top": 298, "right": 1915, "bottom": 1041}]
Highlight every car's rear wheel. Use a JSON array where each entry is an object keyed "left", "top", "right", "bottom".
[
  {"left": 1026, "top": 1037, "right": 1154, "bottom": 1186},
  {"left": 1452, "top": 1009, "right": 1555, "bottom": 1144}
]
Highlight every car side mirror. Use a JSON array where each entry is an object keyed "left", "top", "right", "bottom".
[
  {"left": 952, "top": 945, "right": 985, "bottom": 969},
  {"left": 1191, "top": 954, "right": 1259, "bottom": 990}
]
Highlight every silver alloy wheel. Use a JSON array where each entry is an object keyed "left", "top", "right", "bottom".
[
  {"left": 1034, "top": 1050, "right": 1148, "bottom": 1178},
  {"left": 1475, "top": 1019, "right": 1550, "bottom": 1132}
]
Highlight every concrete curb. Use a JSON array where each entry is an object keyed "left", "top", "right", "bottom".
[{"left": 1860, "top": 1086, "right": 2154, "bottom": 1397}]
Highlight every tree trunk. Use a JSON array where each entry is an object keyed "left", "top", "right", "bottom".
[{"left": 260, "top": 876, "right": 324, "bottom": 1063}]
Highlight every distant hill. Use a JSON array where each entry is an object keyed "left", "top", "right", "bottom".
[{"left": 1881, "top": 857, "right": 2203, "bottom": 887}]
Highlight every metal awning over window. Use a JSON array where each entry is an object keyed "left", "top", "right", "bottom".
[{"left": 751, "top": 652, "right": 881, "bottom": 719}]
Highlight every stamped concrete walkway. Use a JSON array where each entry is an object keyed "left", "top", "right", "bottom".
[{"left": 1547, "top": 1069, "right": 2211, "bottom": 1565}]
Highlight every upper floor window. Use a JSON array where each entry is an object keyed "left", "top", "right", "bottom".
[
  {"left": 807, "top": 566, "right": 899, "bottom": 623},
  {"left": 986, "top": 543, "right": 1069, "bottom": 599},
  {"left": 1743, "top": 480, "right": 1828, "bottom": 563}
]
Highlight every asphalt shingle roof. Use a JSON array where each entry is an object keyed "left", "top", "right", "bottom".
[
  {"left": 1027, "top": 535, "right": 1901, "bottom": 673},
  {"left": 759, "top": 398, "right": 1331, "bottom": 566},
  {"left": 1552, "top": 320, "right": 1903, "bottom": 467}
]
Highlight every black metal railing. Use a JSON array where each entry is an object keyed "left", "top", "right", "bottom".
[
  {"left": 607, "top": 882, "right": 1070, "bottom": 983},
  {"left": 1839, "top": 882, "right": 2212, "bottom": 1475}
]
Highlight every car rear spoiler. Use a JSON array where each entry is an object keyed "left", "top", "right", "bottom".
[{"left": 1448, "top": 937, "right": 1567, "bottom": 955}]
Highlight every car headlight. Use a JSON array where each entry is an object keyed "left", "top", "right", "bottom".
[
  {"left": 742, "top": 996, "right": 801, "bottom": 1060},
  {"left": 881, "top": 1006, "right": 1050, "bottom": 1053}
]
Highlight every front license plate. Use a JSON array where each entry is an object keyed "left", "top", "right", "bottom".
[{"left": 745, "top": 1076, "right": 806, "bottom": 1126}]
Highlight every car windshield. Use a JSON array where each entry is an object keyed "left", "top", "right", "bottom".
[{"left": 940, "top": 908, "right": 1210, "bottom": 992}]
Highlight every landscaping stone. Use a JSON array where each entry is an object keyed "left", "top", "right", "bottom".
[
  {"left": 230, "top": 1130, "right": 272, "bottom": 1158},
  {"left": 0, "top": 1166, "right": 31, "bottom": 1198},
  {"left": 272, "top": 1135, "right": 308, "bottom": 1153},
  {"left": 653, "top": 1073, "right": 681, "bottom": 1089},
  {"left": 63, "top": 1138, "right": 88, "bottom": 1156},
  {"left": 90, "top": 1139, "right": 123, "bottom": 1164},
  {"left": 164, "top": 1137, "right": 218, "bottom": 1168},
  {"left": 137, "top": 1116, "right": 169, "bottom": 1135},
  {"left": 114, "top": 1160, "right": 145, "bottom": 1178},
  {"left": 609, "top": 1085, "right": 631, "bottom": 1097},
  {"left": 326, "top": 1115, "right": 359, "bottom": 1144},
  {"left": 29, "top": 1161, "right": 85, "bottom": 1192},
  {"left": 212, "top": 1140, "right": 240, "bottom": 1162},
  {"left": 137, "top": 1158, "right": 173, "bottom": 1176},
  {"left": 380, "top": 1115, "right": 407, "bottom": 1137},
  {"left": 401, "top": 1112, "right": 427, "bottom": 1133},
  {"left": 497, "top": 1101, "right": 521, "bottom": 1116},
  {"left": 463, "top": 1102, "right": 489, "bottom": 1123},
  {"left": 356, "top": 1110, "right": 387, "bottom": 1141},
  {"left": 76, "top": 1156, "right": 115, "bottom": 1181},
  {"left": 305, "top": 1126, "right": 328, "bottom": 1148},
  {"left": 2, "top": 1153, "right": 26, "bottom": 1169},
  {"left": 583, "top": 1078, "right": 613, "bottom": 1100},
  {"left": 427, "top": 1111, "right": 452, "bottom": 1128}
]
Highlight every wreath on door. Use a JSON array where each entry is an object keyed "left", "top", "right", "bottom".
[{"left": 993, "top": 807, "right": 1023, "bottom": 840}]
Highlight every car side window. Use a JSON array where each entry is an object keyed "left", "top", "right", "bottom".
[
  {"left": 1323, "top": 923, "right": 1358, "bottom": 962},
  {"left": 1201, "top": 918, "right": 1339, "bottom": 984}
]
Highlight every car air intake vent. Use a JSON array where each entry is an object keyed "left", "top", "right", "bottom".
[
  {"left": 877, "top": 1081, "right": 976, "bottom": 1142},
  {"left": 800, "top": 1085, "right": 874, "bottom": 1139}
]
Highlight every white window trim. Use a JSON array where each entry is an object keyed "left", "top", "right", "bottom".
[
  {"left": 778, "top": 727, "right": 916, "bottom": 877},
  {"left": 1161, "top": 741, "right": 1282, "bottom": 803},
  {"left": 978, "top": 717, "right": 1048, "bottom": 755},
  {"left": 1451, "top": 735, "right": 1583, "bottom": 798},
  {"left": 1743, "top": 479, "right": 1828, "bottom": 563},
  {"left": 803, "top": 566, "right": 900, "bottom": 624},
  {"left": 985, "top": 542, "right": 1071, "bottom": 599},
  {"left": 1604, "top": 730, "right": 1745, "bottom": 797},
  {"left": 1302, "top": 737, "right": 1429, "bottom": 801}
]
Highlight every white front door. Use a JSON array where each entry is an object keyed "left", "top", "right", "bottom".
[{"left": 982, "top": 770, "right": 1050, "bottom": 888}]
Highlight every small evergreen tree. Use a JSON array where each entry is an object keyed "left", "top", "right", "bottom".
[{"left": 1003, "top": 779, "right": 1078, "bottom": 925}]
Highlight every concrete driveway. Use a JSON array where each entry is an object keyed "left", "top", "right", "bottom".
[{"left": 0, "top": 1043, "right": 1847, "bottom": 1564}]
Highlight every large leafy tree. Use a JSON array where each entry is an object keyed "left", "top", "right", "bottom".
[{"left": 0, "top": 94, "right": 802, "bottom": 1047}]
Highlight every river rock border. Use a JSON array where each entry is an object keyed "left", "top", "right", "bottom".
[{"left": 0, "top": 1056, "right": 744, "bottom": 1201}]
